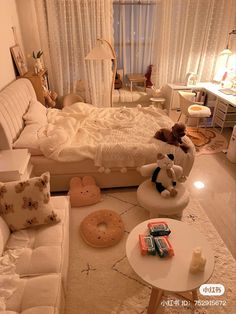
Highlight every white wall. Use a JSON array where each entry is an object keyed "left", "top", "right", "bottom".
[
  {"left": 16, "top": 0, "right": 41, "bottom": 70},
  {"left": 0, "top": 0, "right": 24, "bottom": 90}
]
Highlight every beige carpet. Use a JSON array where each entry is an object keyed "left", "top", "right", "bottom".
[
  {"left": 65, "top": 189, "right": 236, "bottom": 314},
  {"left": 186, "top": 127, "right": 228, "bottom": 155}
]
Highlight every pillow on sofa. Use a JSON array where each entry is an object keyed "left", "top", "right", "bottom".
[
  {"left": 23, "top": 99, "right": 47, "bottom": 125},
  {"left": 0, "top": 172, "right": 60, "bottom": 231}
]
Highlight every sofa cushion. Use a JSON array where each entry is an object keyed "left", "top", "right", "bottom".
[
  {"left": 5, "top": 274, "right": 61, "bottom": 314},
  {"left": 0, "top": 216, "right": 10, "bottom": 256},
  {"left": 0, "top": 173, "right": 60, "bottom": 231},
  {"left": 5, "top": 196, "right": 70, "bottom": 287}
]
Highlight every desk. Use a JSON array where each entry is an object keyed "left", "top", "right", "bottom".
[
  {"left": 163, "top": 82, "right": 236, "bottom": 131},
  {"left": 127, "top": 74, "right": 146, "bottom": 92}
]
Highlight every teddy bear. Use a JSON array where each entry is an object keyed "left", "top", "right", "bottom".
[
  {"left": 68, "top": 176, "right": 101, "bottom": 207},
  {"left": 43, "top": 86, "right": 58, "bottom": 108},
  {"left": 154, "top": 122, "right": 190, "bottom": 153},
  {"left": 140, "top": 153, "right": 186, "bottom": 198}
]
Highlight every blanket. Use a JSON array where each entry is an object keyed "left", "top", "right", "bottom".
[{"left": 38, "top": 103, "right": 193, "bottom": 173}]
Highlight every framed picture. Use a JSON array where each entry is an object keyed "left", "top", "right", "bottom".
[{"left": 10, "top": 45, "right": 28, "bottom": 76}]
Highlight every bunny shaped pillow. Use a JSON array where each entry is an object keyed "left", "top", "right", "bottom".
[{"left": 68, "top": 176, "right": 101, "bottom": 207}]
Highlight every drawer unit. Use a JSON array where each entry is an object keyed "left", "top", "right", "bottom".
[
  {"left": 216, "top": 110, "right": 236, "bottom": 121},
  {"left": 217, "top": 101, "right": 236, "bottom": 113},
  {"left": 214, "top": 116, "right": 235, "bottom": 128},
  {"left": 213, "top": 100, "right": 236, "bottom": 132}
]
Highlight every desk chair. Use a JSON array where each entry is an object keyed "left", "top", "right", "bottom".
[{"left": 178, "top": 91, "right": 211, "bottom": 128}]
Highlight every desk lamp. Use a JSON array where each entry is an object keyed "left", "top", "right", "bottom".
[
  {"left": 220, "top": 29, "right": 236, "bottom": 55},
  {"left": 85, "top": 39, "right": 117, "bottom": 107}
]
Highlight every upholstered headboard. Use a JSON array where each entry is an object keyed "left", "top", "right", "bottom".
[{"left": 0, "top": 78, "right": 36, "bottom": 149}]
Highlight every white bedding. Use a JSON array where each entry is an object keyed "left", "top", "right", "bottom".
[{"left": 36, "top": 103, "right": 193, "bottom": 172}]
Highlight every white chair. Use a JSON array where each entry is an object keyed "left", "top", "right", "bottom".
[{"left": 178, "top": 91, "right": 211, "bottom": 128}]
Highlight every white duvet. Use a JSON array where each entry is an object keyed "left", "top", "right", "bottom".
[{"left": 38, "top": 103, "right": 194, "bottom": 173}]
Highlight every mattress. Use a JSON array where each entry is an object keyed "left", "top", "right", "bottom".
[{"left": 31, "top": 156, "right": 145, "bottom": 191}]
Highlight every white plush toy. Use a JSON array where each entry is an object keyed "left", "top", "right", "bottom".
[{"left": 140, "top": 153, "right": 186, "bottom": 198}]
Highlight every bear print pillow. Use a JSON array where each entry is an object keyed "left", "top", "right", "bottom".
[{"left": 0, "top": 172, "right": 60, "bottom": 231}]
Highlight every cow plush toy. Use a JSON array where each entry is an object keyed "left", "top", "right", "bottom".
[{"left": 140, "top": 153, "right": 186, "bottom": 198}]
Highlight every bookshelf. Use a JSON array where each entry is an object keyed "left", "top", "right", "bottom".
[{"left": 21, "top": 69, "right": 49, "bottom": 106}]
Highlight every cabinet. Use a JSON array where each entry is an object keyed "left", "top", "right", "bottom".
[
  {"left": 21, "top": 69, "right": 49, "bottom": 106},
  {"left": 213, "top": 100, "right": 236, "bottom": 132},
  {"left": 162, "top": 83, "right": 202, "bottom": 112}
]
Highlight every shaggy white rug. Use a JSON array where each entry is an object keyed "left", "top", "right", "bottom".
[{"left": 65, "top": 189, "right": 236, "bottom": 314}]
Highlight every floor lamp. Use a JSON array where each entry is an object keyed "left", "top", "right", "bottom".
[
  {"left": 85, "top": 39, "right": 117, "bottom": 107},
  {"left": 220, "top": 30, "right": 236, "bottom": 55}
]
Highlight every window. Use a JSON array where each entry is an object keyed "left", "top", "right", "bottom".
[{"left": 113, "top": 1, "right": 157, "bottom": 76}]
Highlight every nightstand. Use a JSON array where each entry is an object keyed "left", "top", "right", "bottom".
[{"left": 0, "top": 149, "right": 33, "bottom": 182}]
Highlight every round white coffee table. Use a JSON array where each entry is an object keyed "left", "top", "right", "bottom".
[{"left": 126, "top": 218, "right": 215, "bottom": 314}]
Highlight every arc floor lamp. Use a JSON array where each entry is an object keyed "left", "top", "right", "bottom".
[
  {"left": 220, "top": 29, "right": 236, "bottom": 55},
  {"left": 85, "top": 39, "right": 117, "bottom": 107}
]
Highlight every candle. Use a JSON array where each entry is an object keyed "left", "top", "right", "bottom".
[{"left": 190, "top": 247, "right": 206, "bottom": 273}]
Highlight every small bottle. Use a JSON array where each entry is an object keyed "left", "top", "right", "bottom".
[{"left": 221, "top": 71, "right": 228, "bottom": 88}]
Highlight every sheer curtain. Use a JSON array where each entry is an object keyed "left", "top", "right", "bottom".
[
  {"left": 153, "top": 0, "right": 236, "bottom": 87},
  {"left": 113, "top": 0, "right": 157, "bottom": 77},
  {"left": 34, "top": 0, "right": 113, "bottom": 106}
]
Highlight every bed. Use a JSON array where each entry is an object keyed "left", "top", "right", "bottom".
[{"left": 0, "top": 78, "right": 195, "bottom": 191}]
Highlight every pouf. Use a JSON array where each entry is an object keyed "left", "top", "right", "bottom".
[
  {"left": 137, "top": 179, "right": 189, "bottom": 219},
  {"left": 80, "top": 209, "right": 124, "bottom": 248}
]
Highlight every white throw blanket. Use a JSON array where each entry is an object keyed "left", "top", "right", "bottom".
[
  {"left": 38, "top": 103, "right": 193, "bottom": 173},
  {"left": 0, "top": 249, "right": 22, "bottom": 311}
]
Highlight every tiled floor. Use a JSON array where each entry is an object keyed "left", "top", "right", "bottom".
[
  {"left": 170, "top": 110, "right": 236, "bottom": 258},
  {"left": 186, "top": 151, "right": 236, "bottom": 259}
]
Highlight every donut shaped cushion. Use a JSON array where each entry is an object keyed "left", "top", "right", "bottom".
[{"left": 80, "top": 209, "right": 124, "bottom": 248}]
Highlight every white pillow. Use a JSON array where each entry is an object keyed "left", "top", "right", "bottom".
[
  {"left": 23, "top": 99, "right": 47, "bottom": 125},
  {"left": 13, "top": 124, "right": 43, "bottom": 156}
]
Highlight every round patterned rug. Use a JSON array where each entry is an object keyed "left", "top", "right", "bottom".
[{"left": 186, "top": 127, "right": 228, "bottom": 155}]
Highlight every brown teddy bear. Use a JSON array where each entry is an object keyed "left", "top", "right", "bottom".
[
  {"left": 154, "top": 122, "right": 189, "bottom": 153},
  {"left": 43, "top": 87, "right": 58, "bottom": 108}
]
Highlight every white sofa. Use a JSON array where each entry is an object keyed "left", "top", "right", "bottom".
[{"left": 0, "top": 196, "right": 70, "bottom": 314}]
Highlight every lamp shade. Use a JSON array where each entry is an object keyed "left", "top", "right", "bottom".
[
  {"left": 85, "top": 40, "right": 115, "bottom": 60},
  {"left": 85, "top": 38, "right": 117, "bottom": 107},
  {"left": 220, "top": 48, "right": 233, "bottom": 55}
]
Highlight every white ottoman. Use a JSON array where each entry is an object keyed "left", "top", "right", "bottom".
[
  {"left": 150, "top": 97, "right": 166, "bottom": 109},
  {"left": 137, "top": 179, "right": 189, "bottom": 219}
]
